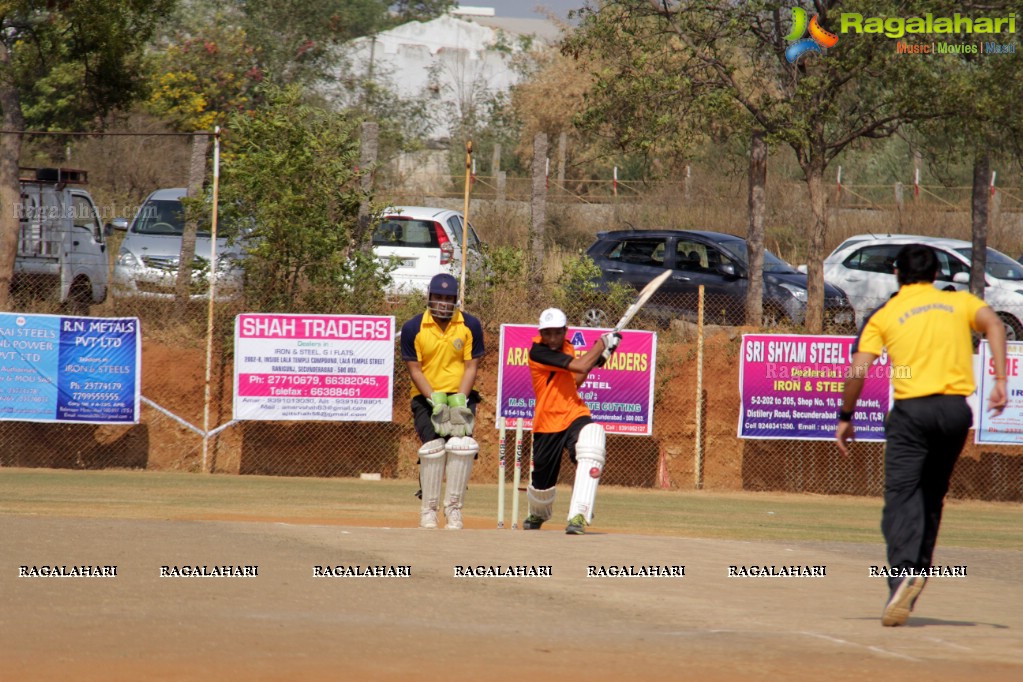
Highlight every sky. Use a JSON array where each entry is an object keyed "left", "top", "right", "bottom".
[{"left": 455, "top": 1, "right": 588, "bottom": 20}]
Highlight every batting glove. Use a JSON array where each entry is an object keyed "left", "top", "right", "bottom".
[{"left": 597, "top": 332, "right": 622, "bottom": 367}]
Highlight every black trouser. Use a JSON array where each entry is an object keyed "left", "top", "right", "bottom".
[
  {"left": 882, "top": 394, "right": 972, "bottom": 589},
  {"left": 530, "top": 416, "right": 592, "bottom": 490}
]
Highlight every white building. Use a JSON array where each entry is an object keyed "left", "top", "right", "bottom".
[{"left": 332, "top": 8, "right": 559, "bottom": 140}]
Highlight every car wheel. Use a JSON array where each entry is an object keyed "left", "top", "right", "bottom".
[
  {"left": 999, "top": 313, "right": 1023, "bottom": 342},
  {"left": 581, "top": 308, "right": 610, "bottom": 328},
  {"left": 63, "top": 277, "right": 92, "bottom": 316}
]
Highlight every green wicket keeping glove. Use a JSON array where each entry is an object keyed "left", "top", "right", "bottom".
[
  {"left": 448, "top": 393, "right": 475, "bottom": 437},
  {"left": 429, "top": 391, "right": 451, "bottom": 437}
]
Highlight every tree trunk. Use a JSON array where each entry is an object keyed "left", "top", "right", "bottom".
[
  {"left": 0, "top": 44, "right": 25, "bottom": 310},
  {"left": 557, "top": 131, "right": 567, "bottom": 194},
  {"left": 745, "top": 132, "right": 767, "bottom": 326},
  {"left": 969, "top": 151, "right": 990, "bottom": 300},
  {"left": 803, "top": 161, "right": 828, "bottom": 334},
  {"left": 355, "top": 121, "right": 379, "bottom": 255},
  {"left": 529, "top": 132, "right": 548, "bottom": 287},
  {"left": 175, "top": 134, "right": 210, "bottom": 314}
]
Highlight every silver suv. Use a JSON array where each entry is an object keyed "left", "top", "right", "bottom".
[{"left": 372, "top": 206, "right": 484, "bottom": 294}]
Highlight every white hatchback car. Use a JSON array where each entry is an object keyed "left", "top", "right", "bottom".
[
  {"left": 372, "top": 206, "right": 484, "bottom": 294},
  {"left": 823, "top": 234, "right": 1023, "bottom": 339}
]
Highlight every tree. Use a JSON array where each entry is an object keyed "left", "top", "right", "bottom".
[
  {"left": 146, "top": 17, "right": 263, "bottom": 130},
  {"left": 507, "top": 47, "right": 594, "bottom": 169},
  {"left": 390, "top": 1, "right": 457, "bottom": 25},
  {"left": 0, "top": 0, "right": 174, "bottom": 309},
  {"left": 217, "top": 84, "right": 390, "bottom": 313},
  {"left": 564, "top": 1, "right": 945, "bottom": 332},
  {"left": 902, "top": 1, "right": 1023, "bottom": 328}
]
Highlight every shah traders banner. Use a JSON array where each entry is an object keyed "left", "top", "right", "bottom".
[
  {"left": 975, "top": 340, "right": 1023, "bottom": 444},
  {"left": 233, "top": 313, "right": 394, "bottom": 421},
  {"left": 495, "top": 324, "right": 657, "bottom": 435},
  {"left": 738, "top": 334, "right": 892, "bottom": 441},
  {"left": 0, "top": 313, "right": 141, "bottom": 424}
]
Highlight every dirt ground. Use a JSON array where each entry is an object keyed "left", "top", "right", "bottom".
[{"left": 3, "top": 514, "right": 1022, "bottom": 681}]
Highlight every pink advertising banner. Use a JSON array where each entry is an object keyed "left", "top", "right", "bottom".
[
  {"left": 495, "top": 324, "right": 657, "bottom": 435},
  {"left": 233, "top": 313, "right": 395, "bottom": 421},
  {"left": 738, "top": 334, "right": 891, "bottom": 441}
]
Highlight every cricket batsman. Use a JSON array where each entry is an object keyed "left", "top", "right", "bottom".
[{"left": 523, "top": 308, "right": 620, "bottom": 534}]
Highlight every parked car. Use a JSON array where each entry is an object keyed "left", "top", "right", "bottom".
[
  {"left": 584, "top": 229, "right": 856, "bottom": 331},
  {"left": 372, "top": 206, "right": 485, "bottom": 294},
  {"left": 823, "top": 234, "right": 1023, "bottom": 339},
  {"left": 112, "top": 188, "right": 246, "bottom": 300}
]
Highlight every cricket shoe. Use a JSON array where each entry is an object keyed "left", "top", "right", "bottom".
[
  {"left": 522, "top": 514, "right": 545, "bottom": 530},
  {"left": 445, "top": 507, "right": 463, "bottom": 530},
  {"left": 882, "top": 575, "right": 926, "bottom": 626},
  {"left": 565, "top": 514, "right": 586, "bottom": 535},
  {"left": 420, "top": 509, "right": 438, "bottom": 529}
]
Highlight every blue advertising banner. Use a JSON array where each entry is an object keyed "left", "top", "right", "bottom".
[{"left": 0, "top": 313, "right": 140, "bottom": 424}]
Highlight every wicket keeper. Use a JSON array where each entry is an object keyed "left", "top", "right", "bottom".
[{"left": 401, "top": 273, "right": 485, "bottom": 530}]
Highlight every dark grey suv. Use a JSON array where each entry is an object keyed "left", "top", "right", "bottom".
[{"left": 584, "top": 229, "right": 856, "bottom": 331}]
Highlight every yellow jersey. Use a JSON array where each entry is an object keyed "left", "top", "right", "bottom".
[{"left": 856, "top": 283, "right": 988, "bottom": 400}]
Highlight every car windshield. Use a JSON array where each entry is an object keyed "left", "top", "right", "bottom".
[
  {"left": 133, "top": 199, "right": 185, "bottom": 235},
  {"left": 954, "top": 247, "right": 1023, "bottom": 281},
  {"left": 719, "top": 241, "right": 799, "bottom": 274}
]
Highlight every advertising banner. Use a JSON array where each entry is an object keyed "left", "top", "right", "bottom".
[
  {"left": 495, "top": 324, "right": 657, "bottom": 435},
  {"left": 234, "top": 314, "right": 395, "bottom": 421},
  {"left": 0, "top": 313, "right": 140, "bottom": 424}
]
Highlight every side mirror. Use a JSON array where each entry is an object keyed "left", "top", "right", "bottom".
[
  {"left": 952, "top": 272, "right": 969, "bottom": 284},
  {"left": 718, "top": 263, "right": 737, "bottom": 277},
  {"left": 108, "top": 217, "right": 129, "bottom": 232},
  {"left": 796, "top": 264, "right": 808, "bottom": 274}
]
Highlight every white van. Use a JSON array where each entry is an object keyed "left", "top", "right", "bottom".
[
  {"left": 14, "top": 167, "right": 109, "bottom": 313},
  {"left": 112, "top": 188, "right": 245, "bottom": 300}
]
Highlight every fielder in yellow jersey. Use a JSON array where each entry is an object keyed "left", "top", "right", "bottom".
[{"left": 836, "top": 244, "right": 1007, "bottom": 627}]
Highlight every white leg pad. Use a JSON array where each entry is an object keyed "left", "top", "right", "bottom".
[
  {"left": 527, "top": 485, "right": 557, "bottom": 521},
  {"left": 569, "top": 424, "right": 606, "bottom": 523},
  {"left": 418, "top": 438, "right": 446, "bottom": 513},
  {"left": 443, "top": 437, "right": 478, "bottom": 514}
]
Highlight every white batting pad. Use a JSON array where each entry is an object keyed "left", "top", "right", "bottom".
[
  {"left": 418, "top": 438, "right": 446, "bottom": 458},
  {"left": 443, "top": 437, "right": 478, "bottom": 527},
  {"left": 418, "top": 439, "right": 446, "bottom": 513},
  {"left": 527, "top": 485, "right": 557, "bottom": 521},
  {"left": 569, "top": 424, "right": 606, "bottom": 523},
  {"left": 444, "top": 435, "right": 480, "bottom": 457}
]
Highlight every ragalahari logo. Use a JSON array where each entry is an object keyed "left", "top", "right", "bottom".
[{"left": 785, "top": 6, "right": 839, "bottom": 62}]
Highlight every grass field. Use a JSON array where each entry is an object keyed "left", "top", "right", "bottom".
[{"left": 1, "top": 467, "right": 1019, "bottom": 548}]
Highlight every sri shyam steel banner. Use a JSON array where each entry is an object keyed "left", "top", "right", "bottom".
[
  {"left": 233, "top": 313, "right": 395, "bottom": 422},
  {"left": 496, "top": 324, "right": 657, "bottom": 435},
  {"left": 0, "top": 313, "right": 140, "bottom": 424},
  {"left": 738, "top": 334, "right": 891, "bottom": 441}
]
